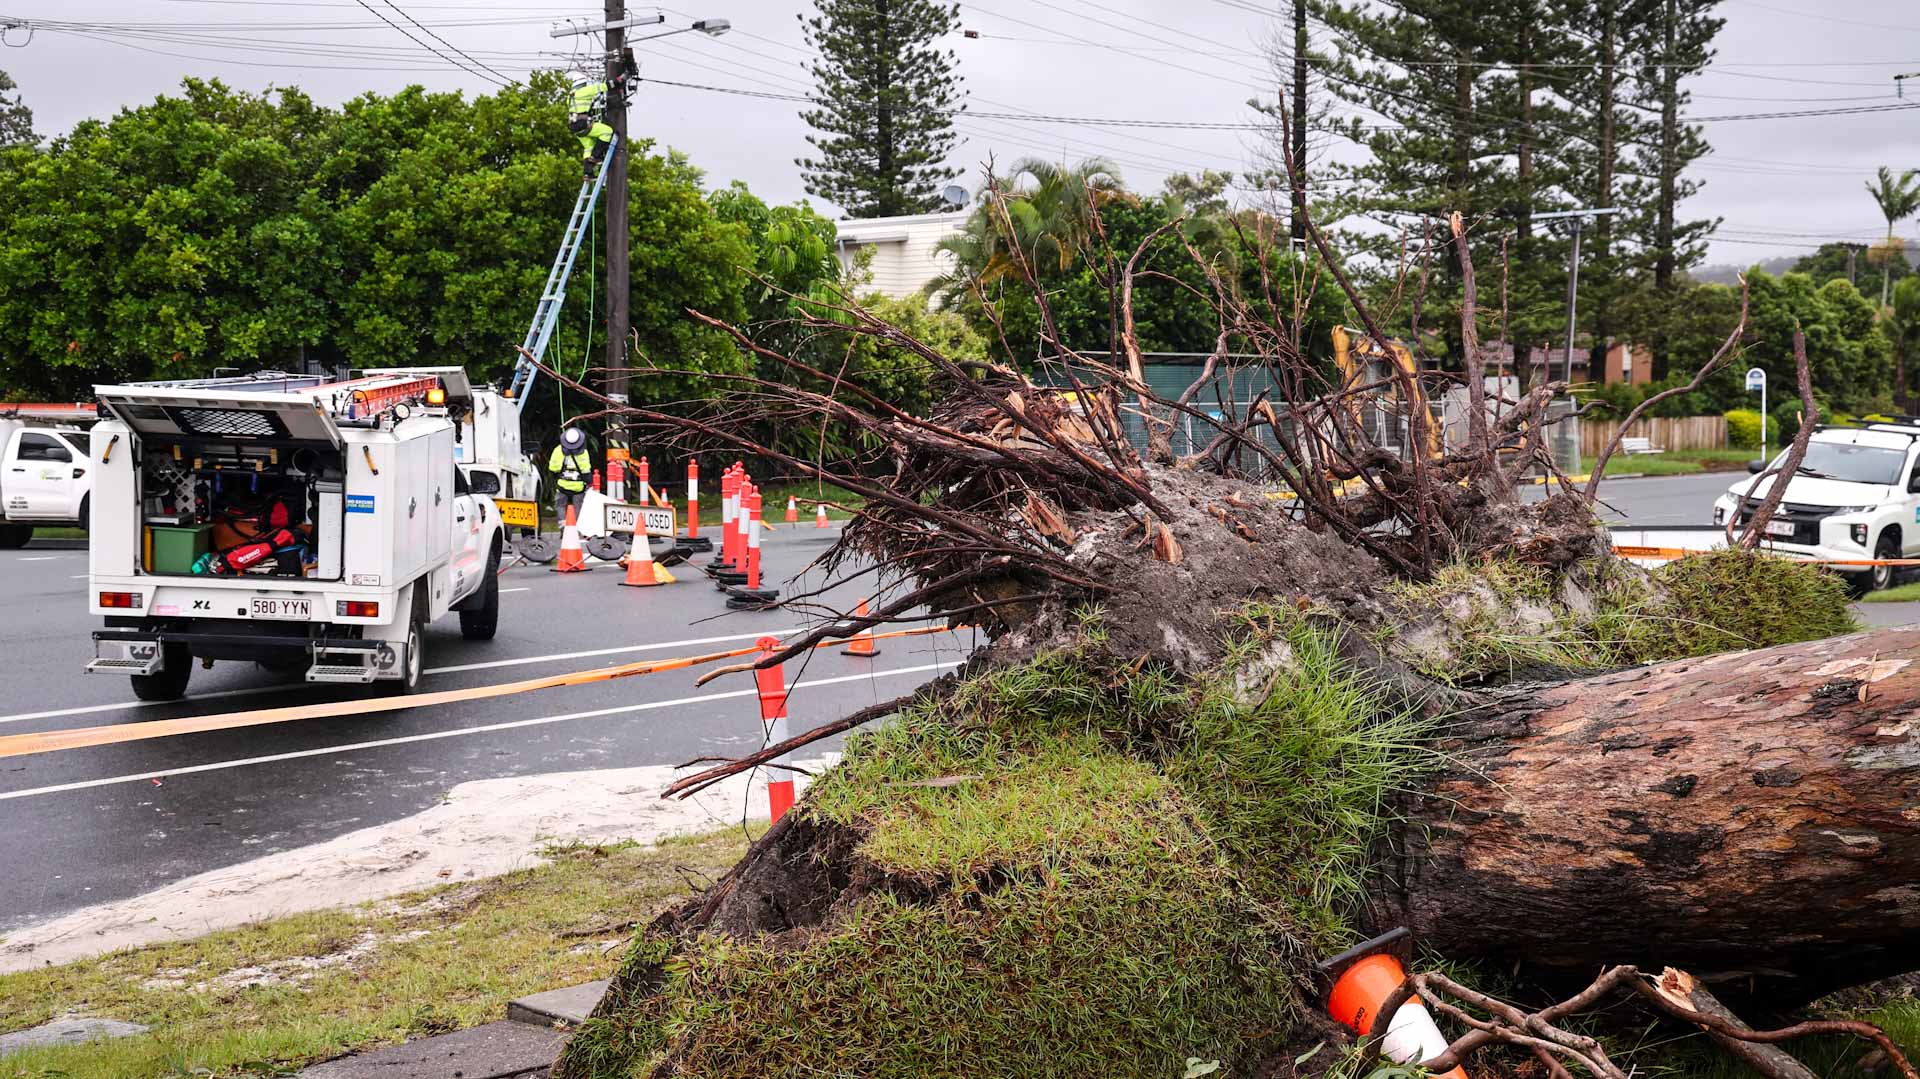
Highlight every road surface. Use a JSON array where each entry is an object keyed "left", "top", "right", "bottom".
[{"left": 0, "top": 526, "right": 974, "bottom": 932}]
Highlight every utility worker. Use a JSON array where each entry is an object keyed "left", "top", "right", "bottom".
[
  {"left": 548, "top": 426, "right": 593, "bottom": 524},
  {"left": 567, "top": 77, "right": 613, "bottom": 181}
]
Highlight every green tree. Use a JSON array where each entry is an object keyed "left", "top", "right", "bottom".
[
  {"left": 1791, "top": 240, "right": 1910, "bottom": 304},
  {"left": 1741, "top": 270, "right": 1892, "bottom": 413},
  {"left": 797, "top": 0, "right": 965, "bottom": 218},
  {"left": 1887, "top": 276, "right": 1920, "bottom": 409},
  {"left": 0, "top": 68, "right": 33, "bottom": 148},
  {"left": 1865, "top": 166, "right": 1920, "bottom": 309}
]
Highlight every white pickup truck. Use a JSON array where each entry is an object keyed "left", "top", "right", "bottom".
[
  {"left": 0, "top": 405, "right": 99, "bottom": 547},
  {"left": 1712, "top": 424, "right": 1920, "bottom": 595},
  {"left": 85, "top": 368, "right": 505, "bottom": 701}
]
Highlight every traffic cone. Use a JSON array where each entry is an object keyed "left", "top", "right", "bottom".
[
  {"left": 815, "top": 502, "right": 830, "bottom": 528},
  {"left": 619, "top": 531, "right": 668, "bottom": 587},
  {"left": 1321, "top": 930, "right": 1468, "bottom": 1079},
  {"left": 842, "top": 598, "right": 880, "bottom": 656},
  {"left": 551, "top": 504, "right": 589, "bottom": 573},
  {"left": 785, "top": 496, "right": 799, "bottom": 523},
  {"left": 753, "top": 635, "right": 795, "bottom": 822}
]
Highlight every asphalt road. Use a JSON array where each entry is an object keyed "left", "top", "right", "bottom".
[
  {"left": 0, "top": 524, "right": 977, "bottom": 932},
  {"left": 1, "top": 471, "right": 1911, "bottom": 932}
]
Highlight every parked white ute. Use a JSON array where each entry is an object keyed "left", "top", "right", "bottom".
[
  {"left": 85, "top": 368, "right": 505, "bottom": 701},
  {"left": 0, "top": 403, "right": 100, "bottom": 547},
  {"left": 1712, "top": 424, "right": 1920, "bottom": 595}
]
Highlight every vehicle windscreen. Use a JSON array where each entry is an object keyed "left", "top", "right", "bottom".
[
  {"left": 63, "top": 433, "right": 90, "bottom": 455},
  {"left": 1770, "top": 441, "right": 1907, "bottom": 485}
]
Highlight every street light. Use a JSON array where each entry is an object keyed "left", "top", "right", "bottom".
[{"left": 1534, "top": 206, "right": 1618, "bottom": 475}]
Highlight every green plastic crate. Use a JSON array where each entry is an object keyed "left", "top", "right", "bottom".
[{"left": 149, "top": 524, "right": 211, "bottom": 574}]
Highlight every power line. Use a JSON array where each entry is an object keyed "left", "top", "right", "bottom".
[
  {"left": 342, "top": 0, "right": 509, "bottom": 84},
  {"left": 372, "top": 0, "right": 516, "bottom": 83}
]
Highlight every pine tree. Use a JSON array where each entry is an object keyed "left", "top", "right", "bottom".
[
  {"left": 0, "top": 69, "right": 35, "bottom": 149},
  {"left": 797, "top": 0, "right": 965, "bottom": 218}
]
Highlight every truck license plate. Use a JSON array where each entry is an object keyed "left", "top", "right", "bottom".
[
  {"left": 1765, "top": 519, "right": 1797, "bottom": 538},
  {"left": 250, "top": 597, "right": 312, "bottom": 620}
]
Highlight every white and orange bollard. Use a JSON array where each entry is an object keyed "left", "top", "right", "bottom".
[
  {"left": 727, "top": 487, "right": 778, "bottom": 610},
  {"left": 551, "top": 504, "right": 590, "bottom": 573},
  {"left": 684, "top": 460, "right": 711, "bottom": 552},
  {"left": 708, "top": 466, "right": 739, "bottom": 573},
  {"left": 1320, "top": 930, "right": 1469, "bottom": 1079},
  {"left": 753, "top": 635, "right": 795, "bottom": 822},
  {"left": 606, "top": 458, "right": 625, "bottom": 503}
]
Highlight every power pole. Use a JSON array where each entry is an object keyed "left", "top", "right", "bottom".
[
  {"left": 603, "top": 0, "right": 632, "bottom": 453},
  {"left": 1289, "top": 0, "right": 1308, "bottom": 245}
]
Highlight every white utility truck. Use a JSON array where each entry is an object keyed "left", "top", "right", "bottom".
[
  {"left": 0, "top": 402, "right": 99, "bottom": 547},
  {"left": 1711, "top": 423, "right": 1920, "bottom": 595},
  {"left": 84, "top": 368, "right": 505, "bottom": 701}
]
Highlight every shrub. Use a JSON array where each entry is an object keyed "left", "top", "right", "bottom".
[{"left": 1724, "top": 408, "right": 1763, "bottom": 447}]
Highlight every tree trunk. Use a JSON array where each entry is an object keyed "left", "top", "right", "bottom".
[
  {"left": 1291, "top": 0, "right": 1309, "bottom": 246},
  {"left": 1397, "top": 625, "right": 1920, "bottom": 998},
  {"left": 1652, "top": 0, "right": 1680, "bottom": 379},
  {"left": 1590, "top": 0, "right": 1617, "bottom": 381}
]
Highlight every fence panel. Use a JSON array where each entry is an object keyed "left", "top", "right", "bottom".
[{"left": 1579, "top": 415, "right": 1726, "bottom": 457}]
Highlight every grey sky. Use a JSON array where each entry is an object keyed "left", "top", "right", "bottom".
[{"left": 2, "top": 0, "right": 1917, "bottom": 268}]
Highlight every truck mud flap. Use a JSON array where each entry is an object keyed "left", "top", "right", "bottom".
[{"left": 87, "top": 637, "right": 164, "bottom": 677}]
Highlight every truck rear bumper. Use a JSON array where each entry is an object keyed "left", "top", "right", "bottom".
[{"left": 88, "top": 627, "right": 406, "bottom": 683}]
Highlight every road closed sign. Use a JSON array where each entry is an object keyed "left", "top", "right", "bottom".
[{"left": 604, "top": 501, "right": 676, "bottom": 538}]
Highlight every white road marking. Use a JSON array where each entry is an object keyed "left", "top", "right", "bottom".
[
  {"left": 0, "top": 662, "right": 960, "bottom": 801},
  {"left": 499, "top": 587, "right": 531, "bottom": 593},
  {"left": 0, "top": 626, "right": 811, "bottom": 726},
  {"left": 16, "top": 556, "right": 58, "bottom": 562}
]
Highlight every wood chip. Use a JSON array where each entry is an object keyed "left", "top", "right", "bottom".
[{"left": 1152, "top": 522, "right": 1184, "bottom": 564}]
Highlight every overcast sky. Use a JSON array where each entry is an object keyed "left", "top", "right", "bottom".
[{"left": 2, "top": 0, "right": 1917, "bottom": 269}]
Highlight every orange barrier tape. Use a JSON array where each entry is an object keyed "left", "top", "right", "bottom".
[
  {"left": 0, "top": 624, "right": 966, "bottom": 761},
  {"left": 1613, "top": 546, "right": 1920, "bottom": 567}
]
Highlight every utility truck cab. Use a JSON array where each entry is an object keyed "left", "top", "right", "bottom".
[
  {"left": 1712, "top": 425, "right": 1920, "bottom": 595},
  {"left": 85, "top": 368, "right": 505, "bottom": 701},
  {"left": 0, "top": 404, "right": 100, "bottom": 546}
]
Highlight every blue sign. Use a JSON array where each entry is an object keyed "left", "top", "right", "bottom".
[{"left": 346, "top": 494, "right": 376, "bottom": 515}]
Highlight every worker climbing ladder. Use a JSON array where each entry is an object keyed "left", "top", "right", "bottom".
[{"left": 505, "top": 133, "right": 619, "bottom": 403}]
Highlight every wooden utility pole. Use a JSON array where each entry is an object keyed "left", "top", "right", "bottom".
[
  {"left": 1290, "top": 0, "right": 1308, "bottom": 245},
  {"left": 603, "top": 0, "right": 631, "bottom": 448}
]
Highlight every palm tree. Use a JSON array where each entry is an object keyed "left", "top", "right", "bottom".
[
  {"left": 930, "top": 158, "right": 1124, "bottom": 302},
  {"left": 1865, "top": 166, "right": 1920, "bottom": 309}
]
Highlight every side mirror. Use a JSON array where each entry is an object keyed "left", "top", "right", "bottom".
[
  {"left": 1747, "top": 460, "right": 1765, "bottom": 474},
  {"left": 468, "top": 470, "right": 501, "bottom": 496}
]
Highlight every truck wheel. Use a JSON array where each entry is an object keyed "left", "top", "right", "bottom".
[
  {"left": 0, "top": 523, "right": 30, "bottom": 549},
  {"left": 1846, "top": 532, "right": 1900, "bottom": 597},
  {"left": 131, "top": 643, "right": 192, "bottom": 702},
  {"left": 460, "top": 548, "right": 501, "bottom": 641},
  {"left": 77, "top": 495, "right": 89, "bottom": 533}
]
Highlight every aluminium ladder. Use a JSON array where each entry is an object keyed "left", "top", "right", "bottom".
[{"left": 505, "top": 134, "right": 619, "bottom": 402}]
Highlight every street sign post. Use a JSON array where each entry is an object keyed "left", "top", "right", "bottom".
[{"left": 1745, "top": 367, "right": 1767, "bottom": 452}]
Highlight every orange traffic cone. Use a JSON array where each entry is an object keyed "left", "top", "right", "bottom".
[
  {"left": 1322, "top": 931, "right": 1468, "bottom": 1079},
  {"left": 551, "top": 504, "right": 589, "bottom": 573},
  {"left": 843, "top": 598, "right": 880, "bottom": 657},
  {"left": 814, "top": 502, "right": 830, "bottom": 528},
  {"left": 619, "top": 531, "right": 667, "bottom": 587},
  {"left": 785, "top": 496, "right": 799, "bottom": 523}
]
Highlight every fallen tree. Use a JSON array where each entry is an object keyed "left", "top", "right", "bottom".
[{"left": 542, "top": 201, "right": 1919, "bottom": 1077}]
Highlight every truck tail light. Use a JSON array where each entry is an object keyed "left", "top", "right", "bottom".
[
  {"left": 99, "top": 591, "right": 142, "bottom": 609},
  {"left": 337, "top": 600, "right": 380, "bottom": 618}
]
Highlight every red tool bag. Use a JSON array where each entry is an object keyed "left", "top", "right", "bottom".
[{"left": 223, "top": 528, "right": 298, "bottom": 572}]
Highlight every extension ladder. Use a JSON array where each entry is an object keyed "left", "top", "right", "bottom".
[{"left": 505, "top": 133, "right": 619, "bottom": 402}]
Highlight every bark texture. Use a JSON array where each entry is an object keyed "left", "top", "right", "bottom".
[{"left": 1398, "top": 626, "right": 1920, "bottom": 995}]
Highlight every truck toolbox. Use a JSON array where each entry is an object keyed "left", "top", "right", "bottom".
[{"left": 148, "top": 524, "right": 212, "bottom": 574}]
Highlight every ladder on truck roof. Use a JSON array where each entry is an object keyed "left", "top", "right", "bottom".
[{"left": 505, "top": 134, "right": 618, "bottom": 403}]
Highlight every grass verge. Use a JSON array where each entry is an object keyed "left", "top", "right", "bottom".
[
  {"left": 1862, "top": 580, "right": 1920, "bottom": 603},
  {"left": 0, "top": 831, "right": 746, "bottom": 1079},
  {"left": 1584, "top": 447, "right": 1767, "bottom": 477}
]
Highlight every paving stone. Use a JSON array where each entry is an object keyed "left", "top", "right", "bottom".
[
  {"left": 295, "top": 1021, "right": 564, "bottom": 1079},
  {"left": 506, "top": 979, "right": 607, "bottom": 1029},
  {"left": 0, "top": 1017, "right": 149, "bottom": 1057}
]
